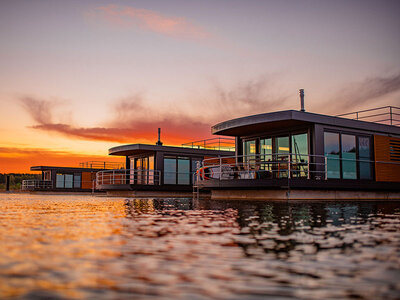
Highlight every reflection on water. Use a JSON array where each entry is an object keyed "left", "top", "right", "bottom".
[{"left": 0, "top": 194, "right": 399, "bottom": 299}]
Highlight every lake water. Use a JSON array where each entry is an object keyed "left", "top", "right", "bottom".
[{"left": 0, "top": 194, "right": 399, "bottom": 300}]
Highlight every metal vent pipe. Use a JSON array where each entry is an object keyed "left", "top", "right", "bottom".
[
  {"left": 299, "top": 89, "right": 305, "bottom": 112},
  {"left": 156, "top": 128, "right": 163, "bottom": 145}
]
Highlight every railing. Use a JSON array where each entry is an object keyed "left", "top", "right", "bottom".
[
  {"left": 198, "top": 153, "right": 327, "bottom": 181},
  {"left": 96, "top": 169, "right": 162, "bottom": 187},
  {"left": 22, "top": 180, "right": 52, "bottom": 190},
  {"left": 336, "top": 106, "right": 400, "bottom": 126},
  {"left": 197, "top": 153, "right": 400, "bottom": 182},
  {"left": 181, "top": 137, "right": 235, "bottom": 151},
  {"left": 79, "top": 161, "right": 125, "bottom": 169}
]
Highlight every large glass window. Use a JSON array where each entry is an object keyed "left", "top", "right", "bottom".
[
  {"left": 164, "top": 158, "right": 177, "bottom": 184},
  {"left": 291, "top": 133, "right": 308, "bottom": 177},
  {"left": 177, "top": 158, "right": 190, "bottom": 185},
  {"left": 56, "top": 174, "right": 64, "bottom": 188},
  {"left": 65, "top": 174, "right": 73, "bottom": 188},
  {"left": 358, "top": 136, "right": 372, "bottom": 180},
  {"left": 73, "top": 174, "right": 81, "bottom": 188},
  {"left": 275, "top": 136, "right": 289, "bottom": 178},
  {"left": 260, "top": 138, "right": 272, "bottom": 171},
  {"left": 243, "top": 140, "right": 257, "bottom": 168},
  {"left": 324, "top": 132, "right": 340, "bottom": 179},
  {"left": 341, "top": 134, "right": 357, "bottom": 179}
]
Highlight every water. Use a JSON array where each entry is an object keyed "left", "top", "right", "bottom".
[{"left": 0, "top": 194, "right": 399, "bottom": 300}]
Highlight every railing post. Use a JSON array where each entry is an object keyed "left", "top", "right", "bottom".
[
  {"left": 324, "top": 156, "right": 328, "bottom": 180},
  {"left": 219, "top": 156, "right": 222, "bottom": 180},
  {"left": 390, "top": 106, "right": 393, "bottom": 125},
  {"left": 288, "top": 154, "right": 291, "bottom": 179},
  {"left": 356, "top": 112, "right": 359, "bottom": 120},
  {"left": 307, "top": 154, "right": 310, "bottom": 179}
]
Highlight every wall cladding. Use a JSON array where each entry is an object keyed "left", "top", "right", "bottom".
[{"left": 374, "top": 135, "right": 400, "bottom": 182}]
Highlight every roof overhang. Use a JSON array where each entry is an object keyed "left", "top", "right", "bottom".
[{"left": 108, "top": 144, "right": 233, "bottom": 157}]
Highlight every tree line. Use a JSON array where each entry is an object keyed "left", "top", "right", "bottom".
[{"left": 0, "top": 173, "right": 41, "bottom": 190}]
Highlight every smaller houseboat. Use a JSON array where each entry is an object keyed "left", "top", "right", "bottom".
[
  {"left": 95, "top": 135, "right": 234, "bottom": 197},
  {"left": 196, "top": 91, "right": 400, "bottom": 200},
  {"left": 22, "top": 161, "right": 124, "bottom": 192}
]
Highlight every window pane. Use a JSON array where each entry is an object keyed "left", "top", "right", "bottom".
[
  {"left": 260, "top": 138, "right": 272, "bottom": 171},
  {"left": 56, "top": 174, "right": 64, "bottom": 188},
  {"left": 148, "top": 156, "right": 154, "bottom": 184},
  {"left": 341, "top": 134, "right": 356, "bottom": 179},
  {"left": 291, "top": 133, "right": 308, "bottom": 178},
  {"left": 275, "top": 136, "right": 289, "bottom": 178},
  {"left": 65, "top": 174, "right": 73, "bottom": 188},
  {"left": 164, "top": 158, "right": 176, "bottom": 184},
  {"left": 177, "top": 158, "right": 190, "bottom": 185},
  {"left": 243, "top": 140, "right": 256, "bottom": 168},
  {"left": 359, "top": 136, "right": 372, "bottom": 180},
  {"left": 324, "top": 132, "right": 340, "bottom": 179},
  {"left": 74, "top": 174, "right": 81, "bottom": 188}
]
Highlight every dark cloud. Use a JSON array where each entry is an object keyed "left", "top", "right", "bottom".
[
  {"left": 329, "top": 73, "right": 400, "bottom": 112},
  {"left": 206, "top": 75, "right": 289, "bottom": 121}
]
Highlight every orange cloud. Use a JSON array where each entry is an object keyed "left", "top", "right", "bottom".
[
  {"left": 89, "top": 4, "right": 210, "bottom": 40},
  {"left": 19, "top": 96, "right": 212, "bottom": 145},
  {"left": 0, "top": 147, "right": 124, "bottom": 173}
]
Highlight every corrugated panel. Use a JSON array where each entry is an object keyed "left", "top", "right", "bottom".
[{"left": 374, "top": 135, "right": 400, "bottom": 182}]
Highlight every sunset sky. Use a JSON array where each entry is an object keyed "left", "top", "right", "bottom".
[{"left": 1, "top": 0, "right": 399, "bottom": 172}]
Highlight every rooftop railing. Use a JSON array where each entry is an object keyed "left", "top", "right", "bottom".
[
  {"left": 181, "top": 137, "right": 235, "bottom": 151},
  {"left": 79, "top": 161, "right": 125, "bottom": 169},
  {"left": 336, "top": 106, "right": 400, "bottom": 126}
]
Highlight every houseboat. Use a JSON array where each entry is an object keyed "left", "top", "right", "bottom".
[
  {"left": 95, "top": 135, "right": 234, "bottom": 197},
  {"left": 22, "top": 161, "right": 124, "bottom": 192},
  {"left": 196, "top": 91, "right": 400, "bottom": 200}
]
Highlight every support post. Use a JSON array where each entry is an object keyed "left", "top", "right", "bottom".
[{"left": 6, "top": 175, "right": 10, "bottom": 191}]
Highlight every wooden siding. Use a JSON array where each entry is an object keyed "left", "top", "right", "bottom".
[
  {"left": 204, "top": 156, "right": 236, "bottom": 166},
  {"left": 81, "top": 172, "right": 96, "bottom": 189},
  {"left": 374, "top": 135, "right": 400, "bottom": 182}
]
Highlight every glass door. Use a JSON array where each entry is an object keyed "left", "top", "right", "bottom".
[
  {"left": 275, "top": 136, "right": 290, "bottom": 178},
  {"left": 243, "top": 140, "right": 257, "bottom": 169}
]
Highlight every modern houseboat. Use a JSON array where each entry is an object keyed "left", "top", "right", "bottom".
[
  {"left": 22, "top": 161, "right": 124, "bottom": 192},
  {"left": 196, "top": 93, "right": 400, "bottom": 200},
  {"left": 95, "top": 136, "right": 234, "bottom": 197}
]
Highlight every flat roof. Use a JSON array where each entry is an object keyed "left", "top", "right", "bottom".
[
  {"left": 108, "top": 144, "right": 233, "bottom": 157},
  {"left": 30, "top": 166, "right": 106, "bottom": 172},
  {"left": 212, "top": 110, "right": 400, "bottom": 136}
]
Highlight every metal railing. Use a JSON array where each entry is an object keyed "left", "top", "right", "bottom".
[
  {"left": 198, "top": 153, "right": 327, "bottom": 181},
  {"left": 181, "top": 137, "right": 235, "bottom": 151},
  {"left": 79, "top": 161, "right": 125, "bottom": 169},
  {"left": 336, "top": 106, "right": 400, "bottom": 126},
  {"left": 22, "top": 180, "right": 52, "bottom": 190},
  {"left": 96, "top": 169, "right": 162, "bottom": 187},
  {"left": 197, "top": 153, "right": 400, "bottom": 182}
]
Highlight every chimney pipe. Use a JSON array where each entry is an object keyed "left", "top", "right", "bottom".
[
  {"left": 299, "top": 89, "right": 305, "bottom": 112},
  {"left": 156, "top": 128, "right": 163, "bottom": 146}
]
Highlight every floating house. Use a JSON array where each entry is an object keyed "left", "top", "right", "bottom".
[
  {"left": 196, "top": 91, "right": 400, "bottom": 200},
  {"left": 95, "top": 135, "right": 234, "bottom": 197},
  {"left": 22, "top": 161, "right": 124, "bottom": 192}
]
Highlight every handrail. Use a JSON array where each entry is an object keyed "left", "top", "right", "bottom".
[
  {"left": 96, "top": 169, "right": 162, "bottom": 187},
  {"left": 335, "top": 106, "right": 400, "bottom": 126},
  {"left": 21, "top": 180, "right": 52, "bottom": 190},
  {"left": 181, "top": 137, "right": 235, "bottom": 151},
  {"left": 79, "top": 161, "right": 125, "bottom": 169},
  {"left": 198, "top": 153, "right": 400, "bottom": 181}
]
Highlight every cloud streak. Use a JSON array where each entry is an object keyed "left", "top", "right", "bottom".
[
  {"left": 19, "top": 96, "right": 212, "bottom": 144},
  {"left": 327, "top": 73, "right": 400, "bottom": 112},
  {"left": 89, "top": 4, "right": 210, "bottom": 40}
]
